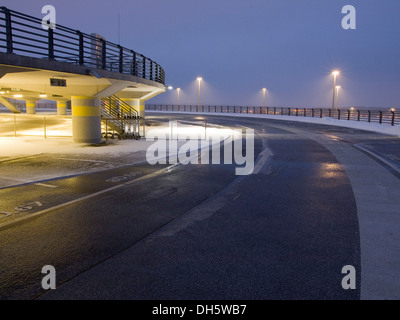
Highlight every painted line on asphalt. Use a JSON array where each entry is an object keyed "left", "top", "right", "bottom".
[
  {"left": 354, "top": 144, "right": 400, "bottom": 175},
  {"left": 0, "top": 164, "right": 179, "bottom": 230},
  {"left": 253, "top": 147, "right": 274, "bottom": 174},
  {"left": 34, "top": 183, "right": 58, "bottom": 188},
  {"left": 0, "top": 175, "right": 58, "bottom": 189}
]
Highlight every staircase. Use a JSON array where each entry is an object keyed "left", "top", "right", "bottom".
[{"left": 101, "top": 95, "right": 142, "bottom": 139}]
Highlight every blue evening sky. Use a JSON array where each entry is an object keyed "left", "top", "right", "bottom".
[{"left": 3, "top": 0, "right": 400, "bottom": 108}]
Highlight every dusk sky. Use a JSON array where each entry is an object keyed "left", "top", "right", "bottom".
[{"left": 3, "top": 0, "right": 400, "bottom": 108}]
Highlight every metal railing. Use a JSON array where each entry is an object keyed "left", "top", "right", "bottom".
[
  {"left": 0, "top": 114, "right": 72, "bottom": 137},
  {"left": 101, "top": 95, "right": 142, "bottom": 139},
  {"left": 146, "top": 105, "right": 400, "bottom": 126},
  {"left": 0, "top": 6, "right": 165, "bottom": 85}
]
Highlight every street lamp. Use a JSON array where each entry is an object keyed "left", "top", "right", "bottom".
[
  {"left": 331, "top": 70, "right": 339, "bottom": 114},
  {"left": 262, "top": 88, "right": 267, "bottom": 108},
  {"left": 197, "top": 77, "right": 202, "bottom": 112},
  {"left": 335, "top": 86, "right": 341, "bottom": 110},
  {"left": 177, "top": 88, "right": 181, "bottom": 110}
]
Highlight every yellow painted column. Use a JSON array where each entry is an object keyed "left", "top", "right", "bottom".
[
  {"left": 26, "top": 100, "right": 36, "bottom": 114},
  {"left": 57, "top": 101, "right": 67, "bottom": 115},
  {"left": 71, "top": 96, "right": 101, "bottom": 143},
  {"left": 139, "top": 99, "right": 145, "bottom": 118},
  {"left": 121, "top": 98, "right": 145, "bottom": 118}
]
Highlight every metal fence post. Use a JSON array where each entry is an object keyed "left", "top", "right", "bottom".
[
  {"left": 3, "top": 7, "right": 13, "bottom": 53},
  {"left": 132, "top": 51, "right": 137, "bottom": 76},
  {"left": 48, "top": 27, "right": 54, "bottom": 60},
  {"left": 101, "top": 39, "right": 106, "bottom": 69},
  {"left": 78, "top": 31, "right": 84, "bottom": 65},
  {"left": 142, "top": 56, "right": 146, "bottom": 78},
  {"left": 368, "top": 110, "right": 371, "bottom": 123},
  {"left": 379, "top": 111, "right": 383, "bottom": 124},
  {"left": 392, "top": 111, "right": 395, "bottom": 126},
  {"left": 118, "top": 45, "right": 123, "bottom": 73}
]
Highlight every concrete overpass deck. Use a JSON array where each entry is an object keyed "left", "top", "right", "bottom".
[{"left": 0, "top": 6, "right": 166, "bottom": 143}]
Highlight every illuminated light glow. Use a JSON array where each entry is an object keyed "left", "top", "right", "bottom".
[
  {"left": 197, "top": 77, "right": 203, "bottom": 81},
  {"left": 39, "top": 94, "right": 48, "bottom": 98},
  {"left": 13, "top": 94, "right": 23, "bottom": 98},
  {"left": 167, "top": 86, "right": 173, "bottom": 90},
  {"left": 0, "top": 91, "right": 5, "bottom": 94},
  {"left": 332, "top": 70, "right": 340, "bottom": 76}
]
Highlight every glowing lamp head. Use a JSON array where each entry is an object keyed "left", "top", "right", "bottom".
[
  {"left": 167, "top": 86, "right": 173, "bottom": 90},
  {"left": 197, "top": 77, "right": 203, "bottom": 82},
  {"left": 332, "top": 71, "right": 340, "bottom": 76}
]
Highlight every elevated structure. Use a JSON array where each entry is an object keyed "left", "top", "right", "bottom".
[{"left": 0, "top": 7, "right": 165, "bottom": 143}]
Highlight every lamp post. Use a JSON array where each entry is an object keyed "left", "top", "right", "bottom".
[
  {"left": 331, "top": 71, "right": 339, "bottom": 114},
  {"left": 335, "top": 86, "right": 341, "bottom": 111},
  {"left": 177, "top": 88, "right": 181, "bottom": 111},
  {"left": 262, "top": 88, "right": 267, "bottom": 108},
  {"left": 197, "top": 77, "right": 202, "bottom": 112}
]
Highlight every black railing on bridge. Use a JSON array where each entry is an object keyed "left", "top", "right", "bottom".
[
  {"left": 146, "top": 105, "right": 400, "bottom": 126},
  {"left": 0, "top": 7, "right": 165, "bottom": 85}
]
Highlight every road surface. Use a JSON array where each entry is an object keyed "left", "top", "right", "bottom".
[{"left": 0, "top": 113, "right": 399, "bottom": 300}]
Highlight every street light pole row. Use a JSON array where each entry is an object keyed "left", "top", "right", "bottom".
[
  {"left": 172, "top": 73, "right": 340, "bottom": 111},
  {"left": 331, "top": 70, "right": 341, "bottom": 113}
]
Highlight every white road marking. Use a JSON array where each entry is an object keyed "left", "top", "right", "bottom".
[
  {"left": 54, "top": 157, "right": 114, "bottom": 164},
  {"left": 0, "top": 175, "right": 58, "bottom": 188},
  {"left": 252, "top": 147, "right": 274, "bottom": 174},
  {"left": 354, "top": 144, "right": 400, "bottom": 175},
  {"left": 0, "top": 164, "right": 179, "bottom": 230},
  {"left": 34, "top": 183, "right": 58, "bottom": 188}
]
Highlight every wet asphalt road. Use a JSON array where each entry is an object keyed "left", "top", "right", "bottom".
[{"left": 1, "top": 114, "right": 400, "bottom": 300}]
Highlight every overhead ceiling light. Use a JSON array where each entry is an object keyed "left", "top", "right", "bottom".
[
  {"left": 13, "top": 94, "right": 23, "bottom": 98},
  {"left": 39, "top": 94, "right": 48, "bottom": 98}
]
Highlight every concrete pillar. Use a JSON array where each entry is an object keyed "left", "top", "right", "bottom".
[
  {"left": 57, "top": 101, "right": 67, "bottom": 115},
  {"left": 26, "top": 100, "right": 36, "bottom": 114},
  {"left": 139, "top": 100, "right": 145, "bottom": 118},
  {"left": 71, "top": 96, "right": 101, "bottom": 144},
  {"left": 121, "top": 98, "right": 145, "bottom": 118}
]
